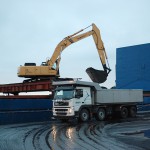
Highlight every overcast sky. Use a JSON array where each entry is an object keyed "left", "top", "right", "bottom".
[{"left": 0, "top": 0, "right": 150, "bottom": 88}]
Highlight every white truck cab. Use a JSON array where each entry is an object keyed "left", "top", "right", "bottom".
[{"left": 53, "top": 85, "right": 92, "bottom": 118}]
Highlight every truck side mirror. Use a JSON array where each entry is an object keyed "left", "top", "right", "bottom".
[{"left": 75, "top": 89, "right": 83, "bottom": 99}]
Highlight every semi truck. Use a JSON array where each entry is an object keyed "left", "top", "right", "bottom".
[{"left": 52, "top": 79, "right": 143, "bottom": 122}]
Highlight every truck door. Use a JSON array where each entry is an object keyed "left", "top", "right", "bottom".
[{"left": 74, "top": 87, "right": 91, "bottom": 111}]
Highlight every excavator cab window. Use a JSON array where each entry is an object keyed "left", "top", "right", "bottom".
[
  {"left": 52, "top": 62, "right": 56, "bottom": 70},
  {"left": 41, "top": 62, "right": 47, "bottom": 66}
]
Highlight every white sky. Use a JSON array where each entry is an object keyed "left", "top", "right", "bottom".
[{"left": 0, "top": 0, "right": 150, "bottom": 88}]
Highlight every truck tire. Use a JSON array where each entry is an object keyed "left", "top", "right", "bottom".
[
  {"left": 120, "top": 107, "right": 128, "bottom": 119},
  {"left": 79, "top": 109, "right": 89, "bottom": 122},
  {"left": 129, "top": 106, "right": 137, "bottom": 117},
  {"left": 95, "top": 108, "right": 106, "bottom": 121}
]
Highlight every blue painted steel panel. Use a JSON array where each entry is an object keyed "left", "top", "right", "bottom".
[
  {"left": 143, "top": 97, "right": 150, "bottom": 104},
  {"left": 144, "top": 130, "right": 150, "bottom": 138},
  {"left": 137, "top": 97, "right": 150, "bottom": 111},
  {"left": 0, "top": 98, "right": 53, "bottom": 124},
  {"left": 137, "top": 104, "right": 150, "bottom": 111},
  {"left": 0, "top": 110, "right": 52, "bottom": 124},
  {"left": 0, "top": 98, "right": 53, "bottom": 111},
  {"left": 116, "top": 43, "right": 150, "bottom": 91}
]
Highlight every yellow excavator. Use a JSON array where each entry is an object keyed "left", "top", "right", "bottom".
[{"left": 18, "top": 23, "right": 111, "bottom": 83}]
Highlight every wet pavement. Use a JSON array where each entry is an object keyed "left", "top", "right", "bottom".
[{"left": 0, "top": 114, "right": 150, "bottom": 150}]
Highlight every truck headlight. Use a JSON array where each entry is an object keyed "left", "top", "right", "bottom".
[{"left": 68, "top": 108, "right": 73, "bottom": 114}]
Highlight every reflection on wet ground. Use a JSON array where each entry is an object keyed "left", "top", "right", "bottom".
[{"left": 0, "top": 114, "right": 150, "bottom": 150}]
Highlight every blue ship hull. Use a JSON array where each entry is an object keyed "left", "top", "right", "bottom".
[{"left": 0, "top": 97, "right": 53, "bottom": 124}]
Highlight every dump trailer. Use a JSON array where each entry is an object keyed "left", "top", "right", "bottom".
[{"left": 52, "top": 79, "right": 143, "bottom": 122}]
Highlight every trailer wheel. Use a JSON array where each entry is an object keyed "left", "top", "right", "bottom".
[
  {"left": 95, "top": 108, "right": 106, "bottom": 121},
  {"left": 120, "top": 107, "right": 128, "bottom": 119},
  {"left": 129, "top": 106, "right": 137, "bottom": 117},
  {"left": 79, "top": 109, "right": 89, "bottom": 122}
]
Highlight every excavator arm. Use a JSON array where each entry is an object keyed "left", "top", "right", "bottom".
[
  {"left": 46, "top": 23, "right": 111, "bottom": 83},
  {"left": 85, "top": 24, "right": 111, "bottom": 83},
  {"left": 18, "top": 23, "right": 111, "bottom": 83}
]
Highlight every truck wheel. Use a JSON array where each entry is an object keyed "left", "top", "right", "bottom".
[
  {"left": 120, "top": 107, "right": 128, "bottom": 119},
  {"left": 129, "top": 106, "right": 137, "bottom": 117},
  {"left": 95, "top": 108, "right": 106, "bottom": 121},
  {"left": 79, "top": 109, "right": 89, "bottom": 122}
]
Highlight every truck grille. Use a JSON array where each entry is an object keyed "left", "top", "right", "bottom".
[
  {"left": 55, "top": 109, "right": 68, "bottom": 111},
  {"left": 56, "top": 112, "right": 67, "bottom": 115},
  {"left": 55, "top": 108, "right": 68, "bottom": 116}
]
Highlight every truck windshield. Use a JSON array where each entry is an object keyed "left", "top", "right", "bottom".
[{"left": 54, "top": 89, "right": 74, "bottom": 100}]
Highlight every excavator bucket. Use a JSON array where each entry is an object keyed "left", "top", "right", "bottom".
[{"left": 86, "top": 67, "right": 108, "bottom": 83}]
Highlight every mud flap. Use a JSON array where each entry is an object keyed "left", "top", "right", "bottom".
[{"left": 86, "top": 67, "right": 108, "bottom": 83}]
